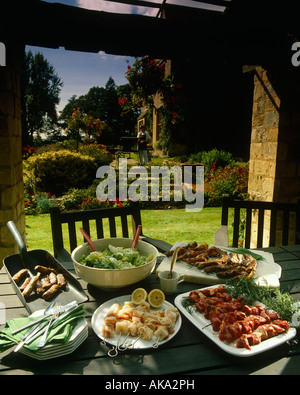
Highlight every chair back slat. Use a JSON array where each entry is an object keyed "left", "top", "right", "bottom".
[
  {"left": 244, "top": 207, "right": 252, "bottom": 249},
  {"left": 68, "top": 221, "right": 77, "bottom": 252},
  {"left": 269, "top": 209, "right": 277, "bottom": 246},
  {"left": 121, "top": 215, "right": 129, "bottom": 237},
  {"left": 82, "top": 219, "right": 90, "bottom": 237},
  {"left": 50, "top": 203, "right": 143, "bottom": 256},
  {"left": 95, "top": 218, "right": 104, "bottom": 239},
  {"left": 108, "top": 216, "right": 117, "bottom": 237},
  {"left": 256, "top": 208, "right": 265, "bottom": 248},
  {"left": 232, "top": 207, "right": 240, "bottom": 247},
  {"left": 220, "top": 194, "right": 300, "bottom": 248}
]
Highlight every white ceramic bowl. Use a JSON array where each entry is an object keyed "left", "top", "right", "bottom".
[{"left": 71, "top": 238, "right": 158, "bottom": 290}]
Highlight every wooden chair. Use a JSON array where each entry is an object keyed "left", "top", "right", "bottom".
[
  {"left": 50, "top": 203, "right": 171, "bottom": 268},
  {"left": 217, "top": 194, "right": 300, "bottom": 248}
]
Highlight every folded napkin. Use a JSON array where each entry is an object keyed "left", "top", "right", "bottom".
[{"left": 0, "top": 304, "right": 86, "bottom": 353}]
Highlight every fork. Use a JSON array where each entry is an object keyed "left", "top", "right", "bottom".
[{"left": 36, "top": 302, "right": 62, "bottom": 348}]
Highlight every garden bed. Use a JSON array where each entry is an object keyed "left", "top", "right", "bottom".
[{"left": 23, "top": 144, "right": 249, "bottom": 214}]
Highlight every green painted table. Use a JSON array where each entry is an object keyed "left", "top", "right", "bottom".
[{"left": 0, "top": 244, "right": 299, "bottom": 376}]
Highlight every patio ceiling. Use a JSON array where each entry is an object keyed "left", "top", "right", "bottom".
[{"left": 1, "top": 0, "right": 300, "bottom": 65}]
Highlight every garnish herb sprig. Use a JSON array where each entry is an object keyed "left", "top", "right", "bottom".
[{"left": 225, "top": 277, "right": 297, "bottom": 322}]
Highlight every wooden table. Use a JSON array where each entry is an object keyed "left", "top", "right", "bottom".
[{"left": 0, "top": 244, "right": 300, "bottom": 376}]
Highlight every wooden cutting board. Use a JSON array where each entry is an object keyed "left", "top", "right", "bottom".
[{"left": 156, "top": 242, "right": 282, "bottom": 288}]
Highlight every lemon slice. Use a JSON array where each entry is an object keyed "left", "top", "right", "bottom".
[
  {"left": 148, "top": 289, "right": 165, "bottom": 309},
  {"left": 131, "top": 288, "right": 148, "bottom": 304}
]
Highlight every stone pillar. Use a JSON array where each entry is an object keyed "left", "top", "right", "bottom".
[
  {"left": 0, "top": 42, "right": 25, "bottom": 267},
  {"left": 248, "top": 65, "right": 300, "bottom": 247},
  {"left": 248, "top": 67, "right": 280, "bottom": 202}
]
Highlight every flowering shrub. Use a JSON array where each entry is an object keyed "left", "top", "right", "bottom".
[
  {"left": 35, "top": 140, "right": 79, "bottom": 154},
  {"left": 81, "top": 197, "right": 131, "bottom": 210},
  {"left": 204, "top": 163, "right": 249, "bottom": 206},
  {"left": 24, "top": 191, "right": 56, "bottom": 215},
  {"left": 78, "top": 143, "right": 112, "bottom": 166},
  {"left": 22, "top": 146, "right": 36, "bottom": 159},
  {"left": 27, "top": 150, "right": 98, "bottom": 196},
  {"left": 188, "top": 148, "right": 234, "bottom": 174},
  {"left": 125, "top": 57, "right": 165, "bottom": 108},
  {"left": 158, "top": 75, "right": 185, "bottom": 150},
  {"left": 34, "top": 141, "right": 112, "bottom": 166},
  {"left": 118, "top": 96, "right": 127, "bottom": 107}
]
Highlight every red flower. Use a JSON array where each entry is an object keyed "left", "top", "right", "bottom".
[{"left": 118, "top": 97, "right": 127, "bottom": 106}]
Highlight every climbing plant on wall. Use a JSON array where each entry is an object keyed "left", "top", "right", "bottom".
[{"left": 119, "top": 56, "right": 184, "bottom": 153}]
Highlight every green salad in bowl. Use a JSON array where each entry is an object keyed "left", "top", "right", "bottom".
[
  {"left": 79, "top": 244, "right": 153, "bottom": 270},
  {"left": 72, "top": 238, "right": 158, "bottom": 289}
]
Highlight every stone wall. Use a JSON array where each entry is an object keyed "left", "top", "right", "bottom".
[
  {"left": 248, "top": 67, "right": 280, "bottom": 202},
  {"left": 0, "top": 42, "right": 25, "bottom": 267},
  {"left": 248, "top": 66, "right": 300, "bottom": 247}
]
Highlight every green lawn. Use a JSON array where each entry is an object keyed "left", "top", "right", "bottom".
[{"left": 25, "top": 207, "right": 224, "bottom": 254}]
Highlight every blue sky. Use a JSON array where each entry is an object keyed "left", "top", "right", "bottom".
[
  {"left": 26, "top": 0, "right": 163, "bottom": 112},
  {"left": 27, "top": 0, "right": 225, "bottom": 112},
  {"left": 26, "top": 45, "right": 134, "bottom": 112}
]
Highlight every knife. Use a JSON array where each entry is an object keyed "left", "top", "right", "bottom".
[
  {"left": 21, "top": 319, "right": 48, "bottom": 341},
  {"left": 14, "top": 320, "right": 50, "bottom": 352},
  {"left": 12, "top": 301, "right": 78, "bottom": 335}
]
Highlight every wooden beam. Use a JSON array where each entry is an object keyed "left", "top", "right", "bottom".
[
  {"left": 101, "top": 0, "right": 162, "bottom": 9},
  {"left": 0, "top": 0, "right": 224, "bottom": 58},
  {"left": 1, "top": 0, "right": 298, "bottom": 64},
  {"left": 191, "top": 0, "right": 230, "bottom": 8},
  {"left": 101, "top": 0, "right": 229, "bottom": 11}
]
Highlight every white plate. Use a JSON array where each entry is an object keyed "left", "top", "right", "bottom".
[
  {"left": 174, "top": 285, "right": 296, "bottom": 357},
  {"left": 20, "top": 326, "right": 88, "bottom": 360},
  {"left": 92, "top": 295, "right": 182, "bottom": 349},
  {"left": 19, "top": 307, "right": 88, "bottom": 360},
  {"left": 157, "top": 243, "right": 282, "bottom": 288}
]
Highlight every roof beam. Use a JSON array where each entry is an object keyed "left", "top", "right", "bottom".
[
  {"left": 0, "top": 0, "right": 298, "bottom": 65},
  {"left": 191, "top": 0, "right": 230, "bottom": 8},
  {"left": 101, "top": 0, "right": 162, "bottom": 9},
  {"left": 100, "top": 0, "right": 229, "bottom": 11}
]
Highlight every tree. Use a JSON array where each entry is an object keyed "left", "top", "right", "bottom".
[
  {"left": 21, "top": 50, "right": 63, "bottom": 146},
  {"left": 60, "top": 77, "right": 139, "bottom": 145},
  {"left": 66, "top": 107, "right": 103, "bottom": 148}
]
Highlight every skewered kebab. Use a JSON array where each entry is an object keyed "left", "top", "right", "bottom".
[
  {"left": 102, "top": 300, "right": 179, "bottom": 345},
  {"left": 236, "top": 322, "right": 288, "bottom": 350},
  {"left": 166, "top": 243, "right": 257, "bottom": 280},
  {"left": 187, "top": 286, "right": 290, "bottom": 350}
]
